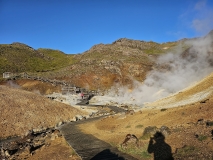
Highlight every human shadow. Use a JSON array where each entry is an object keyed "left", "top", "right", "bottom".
[
  {"left": 90, "top": 149, "right": 125, "bottom": 160},
  {"left": 147, "top": 131, "right": 174, "bottom": 160}
]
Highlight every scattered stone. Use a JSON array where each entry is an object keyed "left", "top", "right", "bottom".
[
  {"left": 160, "top": 108, "right": 167, "bottom": 112},
  {"left": 0, "top": 128, "right": 60, "bottom": 159},
  {"left": 200, "top": 99, "right": 209, "bottom": 103},
  {"left": 121, "top": 134, "right": 139, "bottom": 148},
  {"left": 75, "top": 115, "right": 83, "bottom": 121},
  {"left": 206, "top": 121, "right": 213, "bottom": 126},
  {"left": 120, "top": 105, "right": 129, "bottom": 109},
  {"left": 197, "top": 119, "right": 204, "bottom": 125},
  {"left": 5, "top": 150, "right": 10, "bottom": 157},
  {"left": 57, "top": 121, "right": 63, "bottom": 127},
  {"left": 71, "top": 117, "right": 77, "bottom": 122},
  {"left": 125, "top": 109, "right": 135, "bottom": 115}
]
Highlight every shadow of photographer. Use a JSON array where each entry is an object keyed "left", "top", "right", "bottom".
[
  {"left": 147, "top": 131, "right": 174, "bottom": 160},
  {"left": 91, "top": 149, "right": 125, "bottom": 160}
]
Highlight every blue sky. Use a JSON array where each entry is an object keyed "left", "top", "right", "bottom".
[{"left": 0, "top": 0, "right": 213, "bottom": 54}]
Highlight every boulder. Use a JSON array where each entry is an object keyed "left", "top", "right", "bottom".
[
  {"left": 160, "top": 126, "right": 171, "bottom": 137},
  {"left": 142, "top": 126, "right": 158, "bottom": 139}
]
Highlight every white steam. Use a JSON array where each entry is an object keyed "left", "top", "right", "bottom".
[
  {"left": 106, "top": 34, "right": 213, "bottom": 106},
  {"left": 6, "top": 81, "right": 21, "bottom": 89}
]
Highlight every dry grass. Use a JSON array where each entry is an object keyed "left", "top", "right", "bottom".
[
  {"left": 1, "top": 71, "right": 213, "bottom": 159},
  {"left": 0, "top": 85, "right": 86, "bottom": 139},
  {"left": 78, "top": 72, "right": 213, "bottom": 159}
]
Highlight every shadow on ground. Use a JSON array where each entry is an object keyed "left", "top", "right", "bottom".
[
  {"left": 91, "top": 149, "right": 125, "bottom": 160},
  {"left": 148, "top": 131, "right": 174, "bottom": 160}
]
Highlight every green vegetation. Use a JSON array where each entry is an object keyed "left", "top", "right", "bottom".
[
  {"left": 125, "top": 125, "right": 131, "bottom": 128},
  {"left": 206, "top": 121, "right": 213, "bottom": 126},
  {"left": 197, "top": 135, "right": 207, "bottom": 141},
  {"left": 118, "top": 144, "right": 152, "bottom": 159},
  {"left": 0, "top": 38, "right": 186, "bottom": 87},
  {"left": 0, "top": 43, "right": 75, "bottom": 75},
  {"left": 110, "top": 140, "right": 152, "bottom": 159},
  {"left": 175, "top": 145, "right": 197, "bottom": 157},
  {"left": 160, "top": 108, "right": 167, "bottom": 112},
  {"left": 135, "top": 124, "right": 143, "bottom": 128},
  {"left": 139, "top": 134, "right": 151, "bottom": 140},
  {"left": 143, "top": 48, "right": 164, "bottom": 54}
]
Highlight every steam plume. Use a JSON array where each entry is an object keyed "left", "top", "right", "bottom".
[{"left": 106, "top": 33, "right": 213, "bottom": 106}]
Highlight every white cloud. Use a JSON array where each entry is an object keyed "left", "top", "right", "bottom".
[
  {"left": 194, "top": 0, "right": 206, "bottom": 10},
  {"left": 191, "top": 0, "right": 213, "bottom": 34},
  {"left": 192, "top": 17, "right": 213, "bottom": 33}
]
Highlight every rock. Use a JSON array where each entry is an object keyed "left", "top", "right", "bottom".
[
  {"left": 5, "top": 150, "right": 10, "bottom": 157},
  {"left": 70, "top": 117, "right": 77, "bottom": 122},
  {"left": 125, "top": 109, "right": 135, "bottom": 115},
  {"left": 1, "top": 148, "right": 6, "bottom": 158},
  {"left": 33, "top": 128, "right": 43, "bottom": 133},
  {"left": 50, "top": 134, "right": 56, "bottom": 141},
  {"left": 142, "top": 126, "right": 158, "bottom": 139},
  {"left": 121, "top": 134, "right": 139, "bottom": 148},
  {"left": 25, "top": 130, "right": 33, "bottom": 137},
  {"left": 160, "top": 126, "right": 171, "bottom": 137},
  {"left": 200, "top": 99, "right": 209, "bottom": 103},
  {"left": 75, "top": 115, "right": 83, "bottom": 121},
  {"left": 18, "top": 145, "right": 31, "bottom": 156},
  {"left": 197, "top": 119, "right": 204, "bottom": 125},
  {"left": 57, "top": 121, "right": 63, "bottom": 127},
  {"left": 51, "top": 129, "right": 61, "bottom": 140},
  {"left": 206, "top": 121, "right": 213, "bottom": 126}
]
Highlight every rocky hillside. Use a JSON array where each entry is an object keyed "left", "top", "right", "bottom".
[
  {"left": 0, "top": 31, "right": 213, "bottom": 159},
  {"left": 1, "top": 31, "right": 212, "bottom": 93},
  {"left": 35, "top": 38, "right": 187, "bottom": 91}
]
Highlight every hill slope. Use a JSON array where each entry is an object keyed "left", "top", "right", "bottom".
[
  {"left": 0, "top": 85, "right": 86, "bottom": 139},
  {"left": 0, "top": 42, "right": 75, "bottom": 75},
  {"left": 0, "top": 31, "right": 212, "bottom": 93},
  {"left": 78, "top": 71, "right": 213, "bottom": 159},
  {"left": 38, "top": 38, "right": 186, "bottom": 91}
]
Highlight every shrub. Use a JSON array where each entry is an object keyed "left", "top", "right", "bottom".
[
  {"left": 135, "top": 124, "right": 143, "bottom": 128},
  {"left": 198, "top": 135, "right": 207, "bottom": 141},
  {"left": 125, "top": 125, "right": 131, "bottom": 128}
]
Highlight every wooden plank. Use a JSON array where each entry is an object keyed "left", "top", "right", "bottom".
[{"left": 59, "top": 118, "right": 137, "bottom": 160}]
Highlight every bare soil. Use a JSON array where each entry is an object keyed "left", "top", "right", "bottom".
[
  {"left": 1, "top": 72, "right": 213, "bottom": 159},
  {"left": 0, "top": 85, "right": 86, "bottom": 139},
  {"left": 17, "top": 136, "right": 80, "bottom": 160},
  {"left": 78, "top": 72, "right": 213, "bottom": 159}
]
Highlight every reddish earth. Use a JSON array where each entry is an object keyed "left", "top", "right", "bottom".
[
  {"left": 78, "top": 72, "right": 213, "bottom": 159},
  {"left": 0, "top": 72, "right": 213, "bottom": 159}
]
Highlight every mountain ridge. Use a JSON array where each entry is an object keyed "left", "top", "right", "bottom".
[{"left": 1, "top": 31, "right": 212, "bottom": 91}]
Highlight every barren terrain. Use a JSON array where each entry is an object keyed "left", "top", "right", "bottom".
[
  {"left": 0, "top": 72, "right": 213, "bottom": 159},
  {"left": 0, "top": 84, "right": 87, "bottom": 139},
  {"left": 78, "top": 72, "right": 213, "bottom": 159}
]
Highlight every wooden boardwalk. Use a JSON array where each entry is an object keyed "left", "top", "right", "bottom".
[
  {"left": 59, "top": 118, "right": 138, "bottom": 160},
  {"left": 59, "top": 106, "right": 138, "bottom": 160}
]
